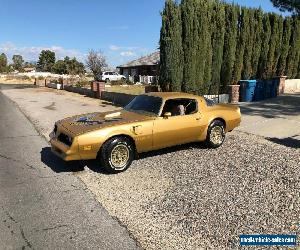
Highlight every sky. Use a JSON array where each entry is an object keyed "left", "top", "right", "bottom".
[{"left": 0, "top": 0, "right": 285, "bottom": 67}]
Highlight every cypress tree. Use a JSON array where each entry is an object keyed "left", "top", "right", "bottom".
[
  {"left": 277, "top": 17, "right": 292, "bottom": 76},
  {"left": 195, "top": 0, "right": 211, "bottom": 94},
  {"left": 233, "top": 7, "right": 246, "bottom": 83},
  {"left": 293, "top": 55, "right": 300, "bottom": 79},
  {"left": 181, "top": 0, "right": 198, "bottom": 93},
  {"left": 272, "top": 15, "right": 284, "bottom": 76},
  {"left": 202, "top": 4, "right": 213, "bottom": 89},
  {"left": 292, "top": 18, "right": 300, "bottom": 79},
  {"left": 297, "top": 62, "right": 300, "bottom": 79},
  {"left": 159, "top": 0, "right": 183, "bottom": 92},
  {"left": 257, "top": 13, "right": 272, "bottom": 79},
  {"left": 210, "top": 1, "right": 226, "bottom": 94},
  {"left": 265, "top": 14, "right": 282, "bottom": 78},
  {"left": 251, "top": 8, "right": 264, "bottom": 78},
  {"left": 287, "top": 18, "right": 300, "bottom": 78},
  {"left": 220, "top": 4, "right": 239, "bottom": 92},
  {"left": 241, "top": 8, "right": 255, "bottom": 79}
]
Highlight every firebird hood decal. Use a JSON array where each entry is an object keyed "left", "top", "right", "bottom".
[
  {"left": 57, "top": 110, "right": 151, "bottom": 136},
  {"left": 70, "top": 114, "right": 122, "bottom": 126}
]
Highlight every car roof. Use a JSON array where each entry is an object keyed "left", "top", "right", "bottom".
[{"left": 144, "top": 92, "right": 203, "bottom": 100}]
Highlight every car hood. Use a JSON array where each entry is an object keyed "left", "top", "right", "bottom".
[{"left": 57, "top": 109, "right": 151, "bottom": 136}]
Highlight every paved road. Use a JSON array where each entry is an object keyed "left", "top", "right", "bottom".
[{"left": 0, "top": 87, "right": 140, "bottom": 249}]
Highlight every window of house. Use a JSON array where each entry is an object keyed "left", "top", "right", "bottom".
[{"left": 161, "top": 98, "right": 198, "bottom": 116}]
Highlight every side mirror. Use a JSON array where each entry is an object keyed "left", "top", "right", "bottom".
[{"left": 163, "top": 112, "right": 172, "bottom": 119}]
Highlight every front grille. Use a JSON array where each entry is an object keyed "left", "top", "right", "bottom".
[{"left": 58, "top": 133, "right": 72, "bottom": 146}]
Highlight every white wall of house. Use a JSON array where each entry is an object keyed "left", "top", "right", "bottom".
[{"left": 285, "top": 79, "right": 300, "bottom": 93}]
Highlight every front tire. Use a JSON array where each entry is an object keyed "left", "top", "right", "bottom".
[
  {"left": 206, "top": 120, "right": 225, "bottom": 148},
  {"left": 99, "top": 136, "right": 134, "bottom": 173}
]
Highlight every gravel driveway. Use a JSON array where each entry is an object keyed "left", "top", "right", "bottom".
[{"left": 2, "top": 85, "right": 300, "bottom": 249}]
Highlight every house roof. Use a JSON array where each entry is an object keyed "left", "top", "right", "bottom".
[{"left": 117, "top": 51, "right": 160, "bottom": 68}]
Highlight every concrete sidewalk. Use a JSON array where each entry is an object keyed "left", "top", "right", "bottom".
[{"left": 237, "top": 93, "right": 300, "bottom": 148}]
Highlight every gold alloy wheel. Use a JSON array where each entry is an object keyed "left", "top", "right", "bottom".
[
  {"left": 210, "top": 126, "right": 224, "bottom": 145},
  {"left": 110, "top": 144, "right": 130, "bottom": 169}
]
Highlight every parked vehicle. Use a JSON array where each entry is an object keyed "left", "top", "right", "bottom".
[
  {"left": 100, "top": 71, "right": 126, "bottom": 83},
  {"left": 50, "top": 92, "right": 241, "bottom": 173}
]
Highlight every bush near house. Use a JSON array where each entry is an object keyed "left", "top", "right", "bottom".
[{"left": 160, "top": 0, "right": 300, "bottom": 95}]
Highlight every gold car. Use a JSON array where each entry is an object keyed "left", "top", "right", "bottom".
[{"left": 50, "top": 92, "right": 241, "bottom": 173}]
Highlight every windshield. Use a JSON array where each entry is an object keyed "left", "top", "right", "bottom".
[{"left": 124, "top": 95, "right": 162, "bottom": 116}]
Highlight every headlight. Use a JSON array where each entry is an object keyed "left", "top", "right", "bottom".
[{"left": 58, "top": 133, "right": 73, "bottom": 146}]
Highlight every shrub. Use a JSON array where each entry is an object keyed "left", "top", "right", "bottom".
[{"left": 75, "top": 80, "right": 90, "bottom": 88}]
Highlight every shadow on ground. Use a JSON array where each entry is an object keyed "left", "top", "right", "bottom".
[
  {"left": 266, "top": 135, "right": 300, "bottom": 149},
  {"left": 138, "top": 141, "right": 207, "bottom": 159},
  {"left": 41, "top": 142, "right": 208, "bottom": 174},
  {"left": 40, "top": 147, "right": 110, "bottom": 174},
  {"left": 239, "top": 94, "right": 300, "bottom": 119}
]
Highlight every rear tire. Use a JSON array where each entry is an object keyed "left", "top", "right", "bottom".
[
  {"left": 99, "top": 136, "right": 134, "bottom": 173},
  {"left": 206, "top": 120, "right": 225, "bottom": 148},
  {"left": 105, "top": 78, "right": 110, "bottom": 83}
]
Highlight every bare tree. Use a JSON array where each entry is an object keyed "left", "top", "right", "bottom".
[{"left": 86, "top": 50, "right": 108, "bottom": 80}]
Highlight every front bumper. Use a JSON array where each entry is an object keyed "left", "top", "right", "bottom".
[{"left": 50, "top": 132, "right": 81, "bottom": 161}]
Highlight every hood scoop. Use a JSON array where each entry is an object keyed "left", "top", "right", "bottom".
[{"left": 104, "top": 112, "right": 121, "bottom": 118}]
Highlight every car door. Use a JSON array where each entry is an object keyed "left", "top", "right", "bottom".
[
  {"left": 109, "top": 72, "right": 115, "bottom": 81},
  {"left": 152, "top": 98, "right": 206, "bottom": 150},
  {"left": 113, "top": 72, "right": 120, "bottom": 81}
]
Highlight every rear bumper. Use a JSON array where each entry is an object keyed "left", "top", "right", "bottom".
[{"left": 50, "top": 138, "right": 81, "bottom": 161}]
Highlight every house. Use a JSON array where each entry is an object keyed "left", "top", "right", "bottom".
[{"left": 117, "top": 51, "right": 159, "bottom": 84}]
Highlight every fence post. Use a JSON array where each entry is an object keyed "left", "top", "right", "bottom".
[
  {"left": 229, "top": 84, "right": 240, "bottom": 104},
  {"left": 276, "top": 76, "right": 287, "bottom": 95},
  {"left": 91, "top": 81, "right": 99, "bottom": 98}
]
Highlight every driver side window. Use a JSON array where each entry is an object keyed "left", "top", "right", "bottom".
[{"left": 162, "top": 98, "right": 198, "bottom": 117}]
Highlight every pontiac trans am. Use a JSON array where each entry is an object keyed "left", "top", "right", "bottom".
[{"left": 50, "top": 92, "right": 241, "bottom": 173}]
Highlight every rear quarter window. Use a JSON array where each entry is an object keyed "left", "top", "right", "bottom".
[{"left": 204, "top": 98, "right": 216, "bottom": 107}]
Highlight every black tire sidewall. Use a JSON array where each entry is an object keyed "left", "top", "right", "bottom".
[
  {"left": 100, "top": 137, "right": 134, "bottom": 173},
  {"left": 206, "top": 120, "right": 225, "bottom": 148}
]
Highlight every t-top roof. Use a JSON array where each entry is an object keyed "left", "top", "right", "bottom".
[{"left": 117, "top": 51, "right": 160, "bottom": 68}]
